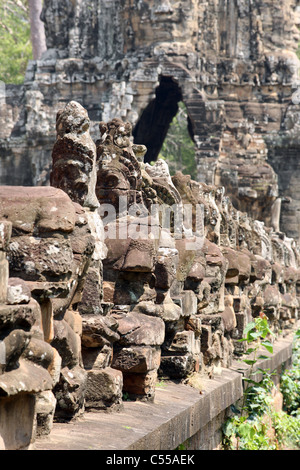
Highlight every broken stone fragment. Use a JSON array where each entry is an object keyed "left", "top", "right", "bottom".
[
  {"left": 7, "top": 278, "right": 31, "bottom": 305},
  {"left": 251, "top": 255, "right": 271, "bottom": 281},
  {"left": 0, "top": 393, "right": 36, "bottom": 450},
  {"left": 0, "top": 186, "right": 76, "bottom": 235},
  {"left": 7, "top": 235, "right": 74, "bottom": 281},
  {"left": 53, "top": 365, "right": 87, "bottom": 420},
  {"left": 81, "top": 344, "right": 112, "bottom": 371},
  {"left": 111, "top": 346, "right": 161, "bottom": 374},
  {"left": 0, "top": 359, "right": 53, "bottom": 397},
  {"left": 159, "top": 355, "right": 196, "bottom": 379},
  {"left": 167, "top": 330, "right": 199, "bottom": 354},
  {"left": 221, "top": 295, "right": 237, "bottom": 332},
  {"left": 52, "top": 319, "right": 82, "bottom": 368},
  {"left": 81, "top": 314, "right": 120, "bottom": 348},
  {"left": 23, "top": 337, "right": 55, "bottom": 371},
  {"left": 0, "top": 221, "right": 12, "bottom": 251},
  {"left": 221, "top": 307, "right": 237, "bottom": 333},
  {"left": 154, "top": 247, "right": 178, "bottom": 290},
  {"left": 35, "top": 390, "right": 57, "bottom": 437},
  {"left": 85, "top": 367, "right": 123, "bottom": 410},
  {"left": 112, "top": 311, "right": 165, "bottom": 347},
  {"left": 122, "top": 369, "right": 157, "bottom": 400},
  {"left": 0, "top": 299, "right": 42, "bottom": 335},
  {"left": 78, "top": 261, "right": 103, "bottom": 316},
  {"left": 2, "top": 329, "right": 31, "bottom": 371},
  {"left": 121, "top": 238, "right": 156, "bottom": 273},
  {"left": 113, "top": 272, "right": 156, "bottom": 305}
]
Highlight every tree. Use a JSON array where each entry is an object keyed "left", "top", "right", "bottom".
[
  {"left": 0, "top": 0, "right": 46, "bottom": 84},
  {"left": 28, "top": 0, "right": 46, "bottom": 60},
  {"left": 0, "top": 0, "right": 32, "bottom": 84},
  {"left": 159, "top": 102, "right": 197, "bottom": 180}
]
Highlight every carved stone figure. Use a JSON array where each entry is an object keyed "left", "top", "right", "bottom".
[{"left": 1, "top": 101, "right": 300, "bottom": 449}]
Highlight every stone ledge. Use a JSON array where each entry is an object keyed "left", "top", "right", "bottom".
[
  {"left": 34, "top": 332, "right": 295, "bottom": 451},
  {"left": 34, "top": 370, "right": 243, "bottom": 451}
]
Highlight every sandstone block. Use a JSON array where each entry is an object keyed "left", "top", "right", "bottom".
[
  {"left": 112, "top": 346, "right": 161, "bottom": 373},
  {"left": 0, "top": 186, "right": 76, "bottom": 235},
  {"left": 54, "top": 365, "right": 87, "bottom": 420},
  {"left": 35, "top": 390, "right": 57, "bottom": 437},
  {"left": 85, "top": 367, "right": 123, "bottom": 410},
  {"left": 0, "top": 220, "right": 12, "bottom": 250},
  {"left": 0, "top": 394, "right": 36, "bottom": 450},
  {"left": 82, "top": 345, "right": 112, "bottom": 371},
  {"left": 8, "top": 236, "right": 74, "bottom": 281},
  {"left": 181, "top": 290, "right": 198, "bottom": 317},
  {"left": 7, "top": 278, "right": 31, "bottom": 305},
  {"left": 81, "top": 314, "right": 120, "bottom": 348},
  {"left": 112, "top": 311, "right": 165, "bottom": 347},
  {"left": 0, "top": 359, "right": 53, "bottom": 397},
  {"left": 0, "top": 252, "right": 8, "bottom": 304},
  {"left": 159, "top": 354, "right": 196, "bottom": 379},
  {"left": 122, "top": 369, "right": 157, "bottom": 399},
  {"left": 221, "top": 306, "right": 237, "bottom": 333},
  {"left": 52, "top": 319, "right": 81, "bottom": 368},
  {"left": 168, "top": 330, "right": 198, "bottom": 354},
  {"left": 0, "top": 299, "right": 42, "bottom": 334}
]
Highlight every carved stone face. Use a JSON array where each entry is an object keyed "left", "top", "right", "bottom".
[
  {"left": 41, "top": 0, "right": 74, "bottom": 50},
  {"left": 51, "top": 101, "right": 99, "bottom": 210},
  {"left": 119, "top": 0, "right": 199, "bottom": 53},
  {"left": 96, "top": 119, "right": 144, "bottom": 215}
]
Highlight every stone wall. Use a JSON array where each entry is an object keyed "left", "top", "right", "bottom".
[
  {"left": 1, "top": 1, "right": 300, "bottom": 239},
  {"left": 1, "top": 100, "right": 299, "bottom": 448}
]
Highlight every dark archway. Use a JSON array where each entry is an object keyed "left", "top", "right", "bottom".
[{"left": 133, "top": 76, "right": 183, "bottom": 164}]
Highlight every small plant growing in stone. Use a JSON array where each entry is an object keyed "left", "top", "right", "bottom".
[
  {"left": 280, "top": 329, "right": 300, "bottom": 417},
  {"left": 222, "top": 314, "right": 277, "bottom": 449},
  {"left": 223, "top": 319, "right": 300, "bottom": 450},
  {"left": 238, "top": 313, "right": 275, "bottom": 413}
]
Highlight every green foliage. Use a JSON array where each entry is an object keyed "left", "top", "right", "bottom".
[
  {"left": 272, "top": 411, "right": 300, "bottom": 450},
  {"left": 159, "top": 102, "right": 197, "bottom": 180},
  {"left": 222, "top": 320, "right": 300, "bottom": 450},
  {"left": 0, "top": 0, "right": 32, "bottom": 84},
  {"left": 238, "top": 315, "right": 275, "bottom": 405},
  {"left": 223, "top": 415, "right": 276, "bottom": 450},
  {"left": 280, "top": 329, "right": 300, "bottom": 417}
]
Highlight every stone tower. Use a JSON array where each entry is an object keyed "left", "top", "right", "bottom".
[{"left": 1, "top": 0, "right": 300, "bottom": 238}]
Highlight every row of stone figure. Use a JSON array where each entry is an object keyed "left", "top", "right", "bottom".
[{"left": 0, "top": 101, "right": 299, "bottom": 448}]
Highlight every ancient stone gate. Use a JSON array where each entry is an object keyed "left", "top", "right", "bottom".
[{"left": 1, "top": 1, "right": 300, "bottom": 238}]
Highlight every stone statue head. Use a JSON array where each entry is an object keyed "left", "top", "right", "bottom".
[{"left": 51, "top": 101, "right": 99, "bottom": 210}]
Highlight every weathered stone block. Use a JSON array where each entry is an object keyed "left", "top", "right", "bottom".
[
  {"left": 78, "top": 262, "right": 103, "bottom": 315},
  {"left": 221, "top": 306, "right": 237, "bottom": 333},
  {"left": 7, "top": 235, "right": 74, "bottom": 281},
  {"left": 0, "top": 186, "right": 76, "bottom": 235},
  {"left": 7, "top": 278, "right": 31, "bottom": 305},
  {"left": 181, "top": 290, "right": 198, "bottom": 317},
  {"left": 54, "top": 365, "right": 87, "bottom": 420},
  {"left": 0, "top": 359, "right": 53, "bottom": 397},
  {"left": 0, "top": 394, "right": 36, "bottom": 450},
  {"left": 81, "top": 345, "right": 112, "bottom": 371},
  {"left": 112, "top": 346, "right": 161, "bottom": 374},
  {"left": 0, "top": 220, "right": 12, "bottom": 250},
  {"left": 168, "top": 330, "right": 198, "bottom": 354},
  {"left": 159, "top": 354, "right": 196, "bottom": 379},
  {"left": 35, "top": 390, "right": 57, "bottom": 437},
  {"left": 85, "top": 367, "right": 123, "bottom": 410},
  {"left": 112, "top": 311, "right": 165, "bottom": 347},
  {"left": 81, "top": 314, "right": 120, "bottom": 348},
  {"left": 52, "top": 319, "right": 81, "bottom": 368},
  {"left": 122, "top": 369, "right": 157, "bottom": 399},
  {"left": 0, "top": 252, "right": 8, "bottom": 304}
]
